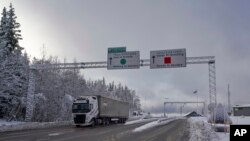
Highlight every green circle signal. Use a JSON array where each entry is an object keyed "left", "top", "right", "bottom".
[{"left": 120, "top": 59, "right": 126, "bottom": 65}]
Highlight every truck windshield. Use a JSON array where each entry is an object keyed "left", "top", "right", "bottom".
[{"left": 72, "top": 103, "right": 90, "bottom": 113}]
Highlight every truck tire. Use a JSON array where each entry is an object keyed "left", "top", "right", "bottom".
[
  {"left": 103, "top": 118, "right": 107, "bottom": 125},
  {"left": 103, "top": 118, "right": 110, "bottom": 126},
  {"left": 107, "top": 118, "right": 110, "bottom": 125},
  {"left": 75, "top": 125, "right": 80, "bottom": 128},
  {"left": 121, "top": 118, "right": 126, "bottom": 123},
  {"left": 91, "top": 119, "right": 96, "bottom": 127},
  {"left": 118, "top": 118, "right": 124, "bottom": 123},
  {"left": 123, "top": 118, "right": 127, "bottom": 123}
]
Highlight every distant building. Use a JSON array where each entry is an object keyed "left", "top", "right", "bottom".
[{"left": 233, "top": 104, "right": 250, "bottom": 116}]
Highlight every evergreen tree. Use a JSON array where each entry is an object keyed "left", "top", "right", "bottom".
[
  {"left": 0, "top": 4, "right": 28, "bottom": 120},
  {"left": 5, "top": 3, "right": 23, "bottom": 54},
  {"left": 0, "top": 7, "right": 8, "bottom": 61}
]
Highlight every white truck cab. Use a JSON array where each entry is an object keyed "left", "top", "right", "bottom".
[{"left": 72, "top": 96, "right": 98, "bottom": 126}]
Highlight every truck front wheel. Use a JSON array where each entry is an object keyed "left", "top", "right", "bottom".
[{"left": 91, "top": 119, "right": 96, "bottom": 127}]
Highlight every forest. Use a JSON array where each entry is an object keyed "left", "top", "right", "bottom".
[{"left": 0, "top": 4, "right": 141, "bottom": 122}]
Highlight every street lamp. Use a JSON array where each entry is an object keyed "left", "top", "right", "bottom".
[{"left": 164, "top": 98, "right": 168, "bottom": 117}]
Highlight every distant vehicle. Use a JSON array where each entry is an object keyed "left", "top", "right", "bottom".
[
  {"left": 72, "top": 95, "right": 129, "bottom": 127},
  {"left": 132, "top": 110, "right": 144, "bottom": 116},
  {"left": 133, "top": 111, "right": 139, "bottom": 116}
]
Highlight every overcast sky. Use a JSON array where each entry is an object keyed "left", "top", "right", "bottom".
[{"left": 1, "top": 0, "right": 250, "bottom": 113}]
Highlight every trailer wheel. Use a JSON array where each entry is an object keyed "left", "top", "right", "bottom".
[
  {"left": 123, "top": 118, "right": 127, "bottom": 123},
  {"left": 121, "top": 118, "right": 126, "bottom": 123},
  {"left": 103, "top": 118, "right": 110, "bottom": 126},
  {"left": 107, "top": 118, "right": 110, "bottom": 125},
  {"left": 118, "top": 118, "right": 121, "bottom": 123},
  {"left": 121, "top": 118, "right": 125, "bottom": 123}
]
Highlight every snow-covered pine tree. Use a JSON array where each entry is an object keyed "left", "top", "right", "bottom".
[
  {"left": 5, "top": 3, "right": 23, "bottom": 54},
  {"left": 32, "top": 93, "right": 47, "bottom": 122},
  {"left": 0, "top": 7, "right": 8, "bottom": 118},
  {"left": 29, "top": 55, "right": 140, "bottom": 121},
  {"left": 0, "top": 7, "right": 8, "bottom": 62},
  {"left": 0, "top": 4, "right": 29, "bottom": 120}
]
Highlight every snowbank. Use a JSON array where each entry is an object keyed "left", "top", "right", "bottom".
[
  {"left": 188, "top": 117, "right": 219, "bottom": 141},
  {"left": 0, "top": 120, "right": 73, "bottom": 132},
  {"left": 128, "top": 116, "right": 142, "bottom": 121},
  {"left": 125, "top": 118, "right": 157, "bottom": 125},
  {"left": 215, "top": 133, "right": 229, "bottom": 141},
  {"left": 212, "top": 116, "right": 250, "bottom": 141},
  {"left": 187, "top": 117, "right": 232, "bottom": 141},
  {"left": 0, "top": 119, "right": 25, "bottom": 126},
  {"left": 133, "top": 117, "right": 178, "bottom": 132},
  {"left": 150, "top": 113, "right": 187, "bottom": 118}
]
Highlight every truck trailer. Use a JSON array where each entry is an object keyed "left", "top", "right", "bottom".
[{"left": 72, "top": 95, "right": 129, "bottom": 127}]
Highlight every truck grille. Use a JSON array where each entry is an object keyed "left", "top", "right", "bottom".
[{"left": 74, "top": 115, "right": 86, "bottom": 124}]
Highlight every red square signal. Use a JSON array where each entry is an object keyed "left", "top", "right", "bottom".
[{"left": 164, "top": 56, "right": 171, "bottom": 64}]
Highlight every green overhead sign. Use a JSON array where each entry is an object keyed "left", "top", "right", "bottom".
[
  {"left": 108, "top": 47, "right": 126, "bottom": 53},
  {"left": 107, "top": 51, "right": 140, "bottom": 70}
]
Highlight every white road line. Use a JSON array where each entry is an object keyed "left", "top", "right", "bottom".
[{"left": 48, "top": 132, "right": 62, "bottom": 136}]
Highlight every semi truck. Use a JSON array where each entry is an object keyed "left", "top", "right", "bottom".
[{"left": 72, "top": 95, "right": 129, "bottom": 127}]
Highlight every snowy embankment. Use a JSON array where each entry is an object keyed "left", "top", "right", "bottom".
[
  {"left": 0, "top": 120, "right": 73, "bottom": 132},
  {"left": 188, "top": 116, "right": 250, "bottom": 141},
  {"left": 125, "top": 113, "right": 157, "bottom": 125},
  {"left": 213, "top": 116, "right": 250, "bottom": 141},
  {"left": 132, "top": 117, "right": 180, "bottom": 132},
  {"left": 188, "top": 117, "right": 218, "bottom": 141},
  {"left": 0, "top": 119, "right": 25, "bottom": 126},
  {"left": 125, "top": 118, "right": 157, "bottom": 125}
]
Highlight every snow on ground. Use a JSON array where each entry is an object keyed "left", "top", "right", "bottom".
[
  {"left": 215, "top": 133, "right": 229, "bottom": 141},
  {"left": 132, "top": 117, "right": 179, "bottom": 132},
  {"left": 215, "top": 116, "right": 250, "bottom": 141},
  {"left": 213, "top": 116, "right": 250, "bottom": 141},
  {"left": 128, "top": 116, "right": 142, "bottom": 121},
  {"left": 188, "top": 116, "right": 250, "bottom": 141},
  {"left": 188, "top": 117, "right": 219, "bottom": 141},
  {"left": 129, "top": 113, "right": 187, "bottom": 133},
  {"left": 128, "top": 114, "right": 148, "bottom": 121},
  {"left": 0, "top": 119, "right": 73, "bottom": 132},
  {"left": 126, "top": 112, "right": 157, "bottom": 125},
  {"left": 125, "top": 117, "right": 157, "bottom": 125},
  {"left": 0, "top": 119, "right": 25, "bottom": 126},
  {"left": 151, "top": 113, "right": 187, "bottom": 118}
]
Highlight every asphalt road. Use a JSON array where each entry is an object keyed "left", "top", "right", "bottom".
[{"left": 0, "top": 119, "right": 189, "bottom": 141}]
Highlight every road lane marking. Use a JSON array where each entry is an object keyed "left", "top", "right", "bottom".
[{"left": 48, "top": 132, "right": 62, "bottom": 136}]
